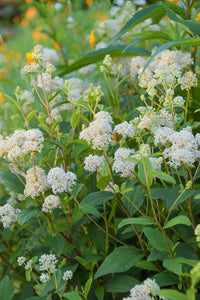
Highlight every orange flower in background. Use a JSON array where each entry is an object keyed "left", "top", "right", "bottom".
[
  {"left": 13, "top": 16, "right": 21, "bottom": 24},
  {"left": 32, "top": 28, "right": 48, "bottom": 41},
  {"left": 21, "top": 18, "right": 29, "bottom": 26},
  {"left": 0, "top": 35, "right": 3, "bottom": 43},
  {"left": 25, "top": 7, "right": 38, "bottom": 20},
  {"left": 26, "top": 52, "right": 36, "bottom": 65},
  {"left": 196, "top": 12, "right": 200, "bottom": 21},
  {"left": 0, "top": 92, "right": 5, "bottom": 104},
  {"left": 113, "top": 132, "right": 117, "bottom": 142},
  {"left": 100, "top": 13, "right": 107, "bottom": 22},
  {"left": 167, "top": 0, "right": 179, "bottom": 2},
  {"left": 54, "top": 42, "right": 61, "bottom": 50},
  {"left": 89, "top": 30, "right": 96, "bottom": 45},
  {"left": 86, "top": 0, "right": 93, "bottom": 5},
  {"left": 25, "top": 0, "right": 33, "bottom": 3}
]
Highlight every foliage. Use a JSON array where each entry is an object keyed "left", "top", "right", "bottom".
[{"left": 1, "top": 0, "right": 200, "bottom": 299}]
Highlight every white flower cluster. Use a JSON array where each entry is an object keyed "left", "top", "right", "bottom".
[
  {"left": 114, "top": 121, "right": 135, "bottom": 138},
  {"left": 80, "top": 111, "right": 113, "bottom": 149},
  {"left": 195, "top": 224, "right": 200, "bottom": 243},
  {"left": 130, "top": 50, "right": 196, "bottom": 97},
  {"left": 137, "top": 108, "right": 177, "bottom": 134},
  {"left": 37, "top": 73, "right": 64, "bottom": 93},
  {"left": 39, "top": 273, "right": 50, "bottom": 283},
  {"left": 123, "top": 278, "right": 165, "bottom": 300},
  {"left": 154, "top": 127, "right": 200, "bottom": 168},
  {"left": 0, "top": 204, "right": 20, "bottom": 228},
  {"left": 43, "top": 47, "right": 59, "bottom": 66},
  {"left": 84, "top": 154, "right": 105, "bottom": 172},
  {"left": 39, "top": 253, "right": 58, "bottom": 273},
  {"left": 20, "top": 90, "right": 35, "bottom": 107},
  {"left": 47, "top": 167, "right": 77, "bottom": 194},
  {"left": 112, "top": 148, "right": 137, "bottom": 178},
  {"left": 0, "top": 129, "right": 44, "bottom": 162},
  {"left": 24, "top": 166, "right": 49, "bottom": 198},
  {"left": 42, "top": 195, "right": 61, "bottom": 213},
  {"left": 17, "top": 256, "right": 26, "bottom": 266},
  {"left": 63, "top": 270, "right": 73, "bottom": 281}
]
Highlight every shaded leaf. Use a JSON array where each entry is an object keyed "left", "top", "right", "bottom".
[
  {"left": 0, "top": 276, "right": 14, "bottom": 300},
  {"left": 105, "top": 275, "right": 139, "bottom": 293},
  {"left": 118, "top": 217, "right": 153, "bottom": 228},
  {"left": 94, "top": 246, "right": 143, "bottom": 279},
  {"left": 164, "top": 215, "right": 191, "bottom": 229}
]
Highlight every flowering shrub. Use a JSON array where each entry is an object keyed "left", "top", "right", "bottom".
[{"left": 1, "top": 0, "right": 200, "bottom": 300}]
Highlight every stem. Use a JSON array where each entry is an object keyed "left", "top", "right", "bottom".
[{"left": 164, "top": 186, "right": 188, "bottom": 227}]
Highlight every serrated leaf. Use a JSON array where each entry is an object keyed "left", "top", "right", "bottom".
[
  {"left": 18, "top": 209, "right": 43, "bottom": 225},
  {"left": 80, "top": 191, "right": 114, "bottom": 207},
  {"left": 118, "top": 217, "right": 153, "bottom": 228},
  {"left": 63, "top": 292, "right": 82, "bottom": 300},
  {"left": 25, "top": 297, "right": 46, "bottom": 300},
  {"left": 94, "top": 246, "right": 143, "bottom": 279},
  {"left": 105, "top": 275, "right": 139, "bottom": 293},
  {"left": 152, "top": 171, "right": 176, "bottom": 184},
  {"left": 164, "top": 215, "right": 191, "bottom": 229},
  {"left": 163, "top": 258, "right": 182, "bottom": 275},
  {"left": 155, "top": 289, "right": 187, "bottom": 300},
  {"left": 0, "top": 276, "right": 14, "bottom": 300},
  {"left": 0, "top": 171, "right": 25, "bottom": 194},
  {"left": 144, "top": 227, "right": 173, "bottom": 251}
]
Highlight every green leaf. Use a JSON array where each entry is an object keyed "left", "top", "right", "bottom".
[
  {"left": 25, "top": 269, "right": 31, "bottom": 282},
  {"left": 109, "top": 5, "right": 164, "bottom": 44},
  {"left": 45, "top": 137, "right": 65, "bottom": 149},
  {"left": 144, "top": 227, "right": 173, "bottom": 251},
  {"left": 84, "top": 274, "right": 93, "bottom": 297},
  {"left": 163, "top": 258, "right": 182, "bottom": 275},
  {"left": 0, "top": 276, "right": 14, "bottom": 300},
  {"left": 105, "top": 275, "right": 139, "bottom": 293},
  {"left": 80, "top": 191, "right": 114, "bottom": 207},
  {"left": 118, "top": 217, "right": 153, "bottom": 228},
  {"left": 0, "top": 171, "right": 25, "bottom": 194},
  {"left": 121, "top": 182, "right": 145, "bottom": 215},
  {"left": 18, "top": 209, "right": 43, "bottom": 225},
  {"left": 63, "top": 292, "right": 82, "bottom": 300},
  {"left": 26, "top": 110, "right": 38, "bottom": 122},
  {"left": 152, "top": 171, "right": 176, "bottom": 184},
  {"left": 153, "top": 272, "right": 178, "bottom": 287},
  {"left": 25, "top": 297, "right": 46, "bottom": 300},
  {"left": 138, "top": 157, "right": 153, "bottom": 187},
  {"left": 136, "top": 261, "right": 157, "bottom": 271},
  {"left": 95, "top": 287, "right": 104, "bottom": 300},
  {"left": 79, "top": 203, "right": 101, "bottom": 217},
  {"left": 164, "top": 5, "right": 200, "bottom": 36},
  {"left": 59, "top": 44, "right": 150, "bottom": 76},
  {"left": 94, "top": 246, "right": 143, "bottom": 279},
  {"left": 48, "top": 236, "right": 72, "bottom": 256},
  {"left": 155, "top": 289, "right": 187, "bottom": 300},
  {"left": 164, "top": 215, "right": 191, "bottom": 229}
]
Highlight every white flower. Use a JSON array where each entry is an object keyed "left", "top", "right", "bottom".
[
  {"left": 24, "top": 129, "right": 44, "bottom": 153},
  {"left": 47, "top": 167, "right": 77, "bottom": 194},
  {"left": 114, "top": 121, "right": 135, "bottom": 138},
  {"left": 178, "top": 71, "right": 197, "bottom": 90},
  {"left": 24, "top": 166, "right": 49, "bottom": 198},
  {"left": 0, "top": 204, "right": 20, "bottom": 228},
  {"left": 63, "top": 270, "right": 73, "bottom": 281},
  {"left": 17, "top": 256, "right": 26, "bottom": 266},
  {"left": 84, "top": 154, "right": 105, "bottom": 172},
  {"left": 80, "top": 111, "right": 113, "bottom": 149},
  {"left": 112, "top": 148, "right": 137, "bottom": 178},
  {"left": 43, "top": 48, "right": 59, "bottom": 65},
  {"left": 42, "top": 195, "right": 61, "bottom": 213},
  {"left": 25, "top": 259, "right": 33, "bottom": 270},
  {"left": 40, "top": 273, "right": 50, "bottom": 283},
  {"left": 20, "top": 90, "right": 35, "bottom": 106},
  {"left": 39, "top": 254, "right": 58, "bottom": 273}
]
